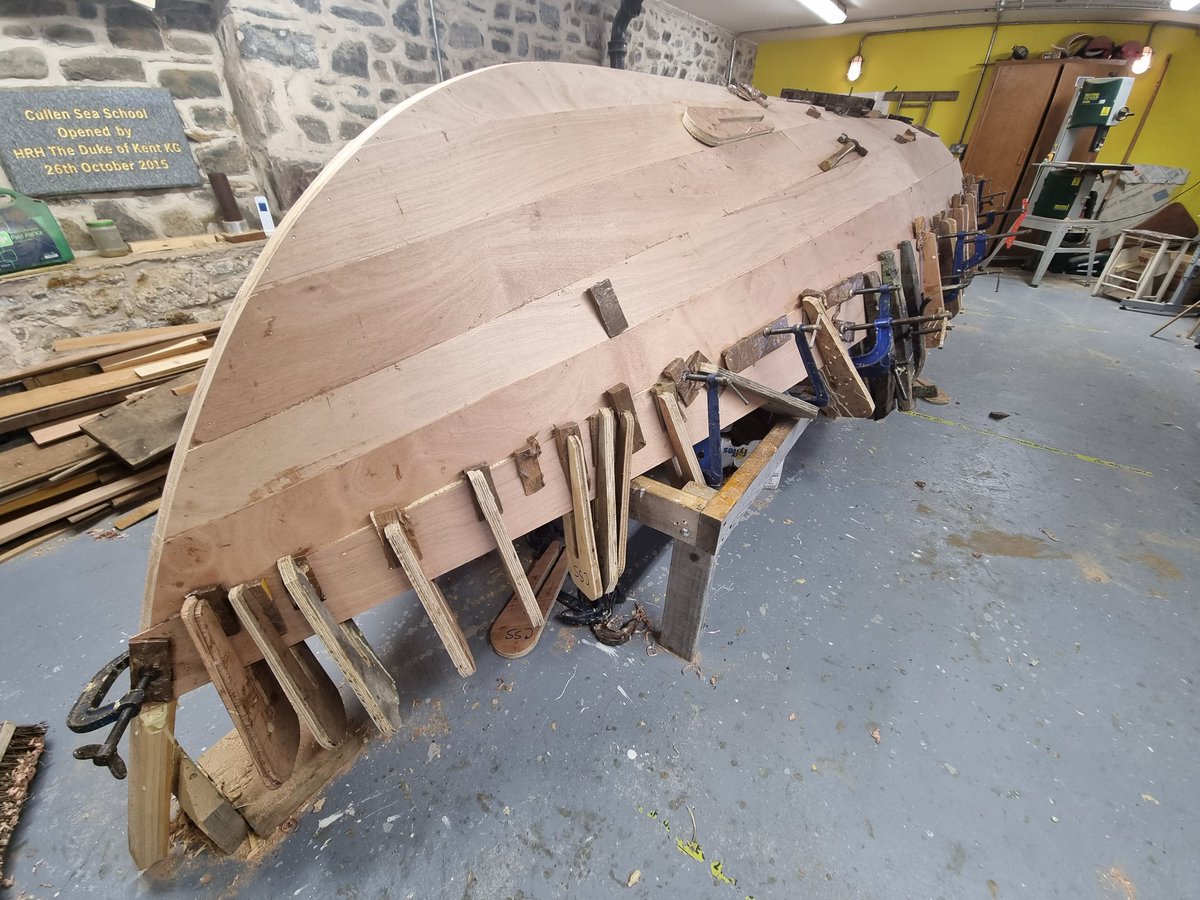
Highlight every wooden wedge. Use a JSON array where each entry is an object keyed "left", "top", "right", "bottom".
[
  {"left": 799, "top": 296, "right": 874, "bottom": 418},
  {"left": 277, "top": 555, "right": 403, "bottom": 736},
  {"left": 181, "top": 591, "right": 300, "bottom": 789},
  {"left": 465, "top": 464, "right": 542, "bottom": 627},
  {"left": 594, "top": 407, "right": 619, "bottom": 594},
  {"left": 490, "top": 540, "right": 567, "bottom": 659},
  {"left": 376, "top": 522, "right": 476, "bottom": 678},
  {"left": 229, "top": 580, "right": 349, "bottom": 750},
  {"left": 652, "top": 385, "right": 704, "bottom": 485}
]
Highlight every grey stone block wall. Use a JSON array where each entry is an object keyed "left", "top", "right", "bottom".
[
  {"left": 0, "top": 0, "right": 265, "bottom": 247},
  {"left": 219, "top": 0, "right": 758, "bottom": 206}
]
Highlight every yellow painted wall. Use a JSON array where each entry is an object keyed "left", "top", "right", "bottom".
[{"left": 754, "top": 23, "right": 1200, "bottom": 221}]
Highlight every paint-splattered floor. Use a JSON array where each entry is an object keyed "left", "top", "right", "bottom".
[{"left": 2, "top": 272, "right": 1197, "bottom": 899}]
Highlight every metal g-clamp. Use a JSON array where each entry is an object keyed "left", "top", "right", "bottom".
[{"left": 67, "top": 639, "right": 170, "bottom": 780}]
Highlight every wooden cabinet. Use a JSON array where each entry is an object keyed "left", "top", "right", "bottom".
[{"left": 963, "top": 58, "right": 1127, "bottom": 217}]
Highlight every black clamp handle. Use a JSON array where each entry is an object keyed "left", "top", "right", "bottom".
[{"left": 67, "top": 650, "right": 157, "bottom": 780}]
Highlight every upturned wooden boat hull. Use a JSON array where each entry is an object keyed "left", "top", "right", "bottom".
[{"left": 136, "top": 63, "right": 963, "bottom": 697}]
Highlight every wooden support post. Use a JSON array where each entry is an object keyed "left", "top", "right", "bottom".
[
  {"left": 593, "top": 408, "right": 619, "bottom": 594},
  {"left": 376, "top": 522, "right": 477, "bottom": 677},
  {"left": 659, "top": 545, "right": 718, "bottom": 661},
  {"left": 465, "top": 464, "right": 543, "bottom": 627},
  {"left": 127, "top": 701, "right": 176, "bottom": 870},
  {"left": 651, "top": 385, "right": 705, "bottom": 485},
  {"left": 277, "top": 555, "right": 404, "bottom": 734},
  {"left": 229, "top": 580, "right": 349, "bottom": 750},
  {"left": 182, "top": 592, "right": 300, "bottom": 789}
]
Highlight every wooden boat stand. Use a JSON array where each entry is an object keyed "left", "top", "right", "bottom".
[{"left": 628, "top": 415, "right": 809, "bottom": 661}]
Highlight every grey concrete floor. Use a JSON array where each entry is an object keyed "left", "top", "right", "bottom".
[{"left": 1, "top": 272, "right": 1197, "bottom": 899}]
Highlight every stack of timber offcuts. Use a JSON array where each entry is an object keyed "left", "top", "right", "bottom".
[{"left": 0, "top": 321, "right": 221, "bottom": 560}]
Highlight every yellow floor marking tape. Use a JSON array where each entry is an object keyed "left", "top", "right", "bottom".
[{"left": 902, "top": 410, "right": 1153, "bottom": 477}]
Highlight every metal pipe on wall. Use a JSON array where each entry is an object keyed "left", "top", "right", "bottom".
[{"left": 429, "top": 0, "right": 445, "bottom": 82}]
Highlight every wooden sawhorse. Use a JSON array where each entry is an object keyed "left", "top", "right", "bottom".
[{"left": 628, "top": 417, "right": 809, "bottom": 661}]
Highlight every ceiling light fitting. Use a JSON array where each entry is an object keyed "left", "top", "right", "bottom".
[{"left": 796, "top": 0, "right": 848, "bottom": 26}]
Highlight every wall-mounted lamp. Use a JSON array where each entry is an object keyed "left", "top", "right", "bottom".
[
  {"left": 1130, "top": 44, "right": 1153, "bottom": 74},
  {"left": 847, "top": 54, "right": 864, "bottom": 82},
  {"left": 1169, "top": 0, "right": 1198, "bottom": 10}
]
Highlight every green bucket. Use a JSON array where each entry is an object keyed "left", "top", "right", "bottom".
[{"left": 0, "top": 187, "right": 75, "bottom": 275}]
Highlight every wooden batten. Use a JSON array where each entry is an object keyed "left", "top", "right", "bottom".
[
  {"left": 277, "top": 555, "right": 404, "bottom": 735},
  {"left": 593, "top": 407, "right": 619, "bottom": 593},
  {"left": 563, "top": 433, "right": 603, "bottom": 600},
  {"left": 464, "top": 464, "right": 543, "bottom": 627},
  {"left": 182, "top": 591, "right": 300, "bottom": 789},
  {"left": 375, "top": 522, "right": 476, "bottom": 678},
  {"left": 651, "top": 385, "right": 704, "bottom": 485},
  {"left": 489, "top": 540, "right": 567, "bottom": 659},
  {"left": 229, "top": 580, "right": 349, "bottom": 751}
]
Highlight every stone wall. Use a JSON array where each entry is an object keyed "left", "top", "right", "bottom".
[
  {"left": 219, "top": 0, "right": 759, "bottom": 205},
  {"left": 0, "top": 242, "right": 259, "bottom": 368},
  {"left": 1, "top": 0, "right": 754, "bottom": 364},
  {"left": 0, "top": 0, "right": 266, "bottom": 246}
]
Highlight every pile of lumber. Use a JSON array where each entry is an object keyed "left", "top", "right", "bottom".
[{"left": 0, "top": 321, "right": 220, "bottom": 561}]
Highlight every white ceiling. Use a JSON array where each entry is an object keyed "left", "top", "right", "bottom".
[{"left": 668, "top": 0, "right": 1200, "bottom": 38}]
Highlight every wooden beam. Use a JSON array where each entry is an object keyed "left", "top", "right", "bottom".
[
  {"left": 652, "top": 386, "right": 704, "bottom": 485},
  {"left": 376, "top": 522, "right": 476, "bottom": 678},
  {"left": 0, "top": 464, "right": 168, "bottom": 546},
  {"left": 593, "top": 408, "right": 619, "bottom": 594},
  {"left": 563, "top": 433, "right": 603, "bottom": 600},
  {"left": 127, "top": 701, "right": 176, "bottom": 870},
  {"left": 278, "top": 555, "right": 404, "bottom": 734},
  {"left": 489, "top": 540, "right": 567, "bottom": 659},
  {"left": 694, "top": 362, "right": 819, "bottom": 419},
  {"left": 658, "top": 545, "right": 718, "bottom": 661},
  {"left": 175, "top": 751, "right": 249, "bottom": 855},
  {"left": 628, "top": 475, "right": 706, "bottom": 545},
  {"left": 614, "top": 409, "right": 635, "bottom": 583},
  {"left": 697, "top": 419, "right": 808, "bottom": 552},
  {"left": 51, "top": 321, "right": 221, "bottom": 354},
  {"left": 182, "top": 592, "right": 300, "bottom": 789},
  {"left": 464, "top": 464, "right": 543, "bottom": 626},
  {"left": 799, "top": 296, "right": 874, "bottom": 418},
  {"left": 229, "top": 581, "right": 349, "bottom": 751}
]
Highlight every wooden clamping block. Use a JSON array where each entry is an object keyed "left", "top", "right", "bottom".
[
  {"left": 464, "top": 462, "right": 543, "bottom": 627},
  {"left": 916, "top": 223, "right": 947, "bottom": 348},
  {"left": 693, "top": 362, "right": 819, "bottom": 419},
  {"left": 277, "top": 555, "right": 404, "bottom": 735},
  {"left": 563, "top": 432, "right": 604, "bottom": 600},
  {"left": 799, "top": 295, "right": 875, "bottom": 419},
  {"left": 228, "top": 580, "right": 349, "bottom": 750},
  {"left": 593, "top": 407, "right": 619, "bottom": 594},
  {"left": 651, "top": 384, "right": 705, "bottom": 485},
  {"left": 374, "top": 520, "right": 477, "bottom": 678},
  {"left": 586, "top": 278, "right": 628, "bottom": 337},
  {"left": 603, "top": 383, "right": 645, "bottom": 451},
  {"left": 182, "top": 590, "right": 300, "bottom": 789},
  {"left": 489, "top": 540, "right": 570, "bottom": 658},
  {"left": 513, "top": 435, "right": 544, "bottom": 495},
  {"left": 614, "top": 409, "right": 635, "bottom": 586},
  {"left": 175, "top": 750, "right": 249, "bottom": 855}
]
